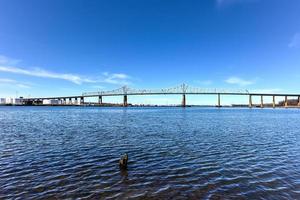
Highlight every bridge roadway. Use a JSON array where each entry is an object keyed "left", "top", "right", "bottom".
[{"left": 24, "top": 84, "right": 300, "bottom": 108}]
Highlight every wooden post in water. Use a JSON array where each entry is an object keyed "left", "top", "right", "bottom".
[
  {"left": 123, "top": 95, "right": 128, "bottom": 107},
  {"left": 260, "top": 95, "right": 264, "bottom": 108},
  {"left": 182, "top": 94, "right": 186, "bottom": 107},
  {"left": 249, "top": 95, "right": 252, "bottom": 108},
  {"left": 285, "top": 96, "right": 288, "bottom": 108},
  {"left": 272, "top": 96, "right": 275, "bottom": 108}
]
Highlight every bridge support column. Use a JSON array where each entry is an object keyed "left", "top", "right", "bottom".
[
  {"left": 98, "top": 96, "right": 103, "bottom": 106},
  {"left": 249, "top": 95, "right": 252, "bottom": 108},
  {"left": 217, "top": 93, "right": 221, "bottom": 107},
  {"left": 80, "top": 97, "right": 84, "bottom": 105},
  {"left": 298, "top": 96, "right": 300, "bottom": 107},
  {"left": 69, "top": 98, "right": 72, "bottom": 105},
  {"left": 182, "top": 94, "right": 186, "bottom": 107},
  {"left": 62, "top": 98, "right": 66, "bottom": 105},
  {"left": 74, "top": 97, "right": 78, "bottom": 105},
  {"left": 58, "top": 99, "right": 62, "bottom": 105},
  {"left": 272, "top": 96, "right": 275, "bottom": 108},
  {"left": 37, "top": 99, "right": 42, "bottom": 105},
  {"left": 260, "top": 95, "right": 264, "bottom": 108},
  {"left": 123, "top": 95, "right": 128, "bottom": 107},
  {"left": 285, "top": 96, "right": 288, "bottom": 108}
]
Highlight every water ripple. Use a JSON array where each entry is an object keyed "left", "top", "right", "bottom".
[{"left": 1, "top": 107, "right": 300, "bottom": 199}]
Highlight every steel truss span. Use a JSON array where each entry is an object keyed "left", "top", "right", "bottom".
[
  {"left": 23, "top": 83, "right": 300, "bottom": 108},
  {"left": 82, "top": 84, "right": 250, "bottom": 97}
]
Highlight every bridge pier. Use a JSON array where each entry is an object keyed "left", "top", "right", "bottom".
[
  {"left": 98, "top": 96, "right": 103, "bottom": 106},
  {"left": 69, "top": 98, "right": 72, "bottom": 105},
  {"left": 62, "top": 98, "right": 66, "bottom": 105},
  {"left": 80, "top": 97, "right": 84, "bottom": 105},
  {"left": 36, "top": 99, "right": 40, "bottom": 105},
  {"left": 74, "top": 97, "right": 78, "bottom": 105},
  {"left": 285, "top": 96, "right": 288, "bottom": 108},
  {"left": 249, "top": 95, "right": 252, "bottom": 108},
  {"left": 182, "top": 94, "right": 186, "bottom": 107},
  {"left": 298, "top": 96, "right": 300, "bottom": 107},
  {"left": 217, "top": 93, "right": 221, "bottom": 107},
  {"left": 272, "top": 96, "right": 275, "bottom": 108},
  {"left": 123, "top": 95, "right": 128, "bottom": 107},
  {"left": 260, "top": 95, "right": 264, "bottom": 108}
]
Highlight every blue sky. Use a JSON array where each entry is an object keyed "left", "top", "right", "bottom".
[{"left": 0, "top": 0, "right": 300, "bottom": 105}]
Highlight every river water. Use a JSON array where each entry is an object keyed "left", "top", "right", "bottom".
[{"left": 0, "top": 107, "right": 300, "bottom": 199}]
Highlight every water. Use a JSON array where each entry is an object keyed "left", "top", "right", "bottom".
[{"left": 0, "top": 107, "right": 300, "bottom": 199}]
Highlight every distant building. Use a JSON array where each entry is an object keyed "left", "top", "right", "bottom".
[
  {"left": 5, "top": 98, "right": 13, "bottom": 104},
  {"left": 0, "top": 98, "right": 6, "bottom": 104},
  {"left": 14, "top": 98, "right": 24, "bottom": 105},
  {"left": 43, "top": 99, "right": 61, "bottom": 105},
  {"left": 1, "top": 98, "right": 24, "bottom": 105}
]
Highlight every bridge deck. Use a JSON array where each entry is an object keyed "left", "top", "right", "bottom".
[
  {"left": 25, "top": 92, "right": 300, "bottom": 100},
  {"left": 23, "top": 84, "right": 300, "bottom": 100}
]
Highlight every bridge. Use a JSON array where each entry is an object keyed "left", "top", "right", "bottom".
[{"left": 24, "top": 83, "right": 300, "bottom": 108}]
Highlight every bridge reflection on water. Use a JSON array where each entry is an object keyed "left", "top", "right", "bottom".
[{"left": 24, "top": 84, "right": 300, "bottom": 108}]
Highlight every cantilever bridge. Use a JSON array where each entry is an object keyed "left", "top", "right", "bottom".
[{"left": 24, "top": 83, "right": 300, "bottom": 108}]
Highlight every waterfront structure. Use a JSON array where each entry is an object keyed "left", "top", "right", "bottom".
[
  {"left": 23, "top": 84, "right": 300, "bottom": 108},
  {"left": 0, "top": 98, "right": 25, "bottom": 105},
  {"left": 0, "top": 98, "right": 6, "bottom": 104},
  {"left": 14, "top": 98, "right": 24, "bottom": 105},
  {"left": 42, "top": 99, "right": 61, "bottom": 105}
]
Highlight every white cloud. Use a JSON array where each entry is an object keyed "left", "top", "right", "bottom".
[
  {"left": 0, "top": 65, "right": 96, "bottom": 85},
  {"left": 0, "top": 78, "right": 15, "bottom": 83},
  {"left": 225, "top": 76, "right": 255, "bottom": 86},
  {"left": 0, "top": 55, "right": 21, "bottom": 65},
  {"left": 0, "top": 54, "right": 132, "bottom": 86},
  {"left": 101, "top": 72, "right": 131, "bottom": 85},
  {"left": 289, "top": 33, "right": 300, "bottom": 48},
  {"left": 0, "top": 78, "right": 31, "bottom": 88},
  {"left": 0, "top": 65, "right": 131, "bottom": 85}
]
